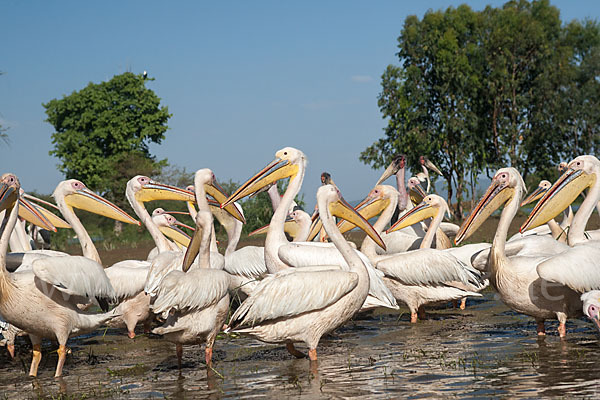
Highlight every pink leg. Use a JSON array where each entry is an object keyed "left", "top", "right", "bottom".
[
  {"left": 205, "top": 347, "right": 213, "bottom": 367},
  {"left": 128, "top": 330, "right": 136, "bottom": 339},
  {"left": 55, "top": 345, "right": 68, "bottom": 377},
  {"left": 410, "top": 312, "right": 418, "bottom": 323},
  {"left": 460, "top": 298, "right": 466, "bottom": 310},
  {"left": 308, "top": 348, "right": 318, "bottom": 361},
  {"left": 6, "top": 344, "right": 15, "bottom": 359},
  {"left": 558, "top": 323, "right": 567, "bottom": 338},
  {"left": 29, "top": 344, "right": 42, "bottom": 377}
]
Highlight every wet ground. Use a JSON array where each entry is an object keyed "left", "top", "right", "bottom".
[
  {"left": 1, "top": 291, "right": 599, "bottom": 399},
  {"left": 2, "top": 215, "right": 599, "bottom": 399}
]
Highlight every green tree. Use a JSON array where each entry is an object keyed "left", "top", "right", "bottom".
[{"left": 44, "top": 72, "right": 171, "bottom": 195}]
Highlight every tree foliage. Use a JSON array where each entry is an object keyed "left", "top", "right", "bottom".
[
  {"left": 44, "top": 72, "right": 171, "bottom": 196},
  {"left": 361, "top": 0, "right": 600, "bottom": 219}
]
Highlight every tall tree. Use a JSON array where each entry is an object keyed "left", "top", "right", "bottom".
[
  {"left": 44, "top": 72, "right": 171, "bottom": 196},
  {"left": 362, "top": 0, "right": 600, "bottom": 218}
]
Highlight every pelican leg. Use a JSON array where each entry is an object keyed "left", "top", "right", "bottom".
[
  {"left": 176, "top": 344, "right": 183, "bottom": 370},
  {"left": 536, "top": 320, "right": 546, "bottom": 336},
  {"left": 308, "top": 348, "right": 318, "bottom": 361},
  {"left": 55, "top": 344, "right": 68, "bottom": 377},
  {"left": 128, "top": 330, "right": 136, "bottom": 339},
  {"left": 28, "top": 336, "right": 42, "bottom": 377},
  {"left": 6, "top": 343, "right": 14, "bottom": 359},
  {"left": 286, "top": 342, "right": 306, "bottom": 359},
  {"left": 410, "top": 313, "right": 418, "bottom": 323},
  {"left": 460, "top": 298, "right": 467, "bottom": 310},
  {"left": 205, "top": 346, "right": 213, "bottom": 367},
  {"left": 558, "top": 323, "right": 567, "bottom": 338}
]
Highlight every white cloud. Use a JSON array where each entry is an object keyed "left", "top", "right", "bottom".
[{"left": 351, "top": 75, "right": 373, "bottom": 83}]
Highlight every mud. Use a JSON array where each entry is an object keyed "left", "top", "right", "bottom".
[{"left": 1, "top": 215, "right": 599, "bottom": 399}]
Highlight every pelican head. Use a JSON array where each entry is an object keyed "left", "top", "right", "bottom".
[
  {"left": 455, "top": 168, "right": 525, "bottom": 245},
  {"left": 129, "top": 176, "right": 195, "bottom": 203},
  {"left": 521, "top": 155, "right": 599, "bottom": 233},
  {"left": 318, "top": 184, "right": 386, "bottom": 250},
  {"left": 520, "top": 180, "right": 551, "bottom": 207},
  {"left": 152, "top": 211, "right": 192, "bottom": 248},
  {"left": 375, "top": 154, "right": 406, "bottom": 185},
  {"left": 54, "top": 179, "right": 139, "bottom": 225},
  {"left": 388, "top": 194, "right": 449, "bottom": 234},
  {"left": 222, "top": 147, "right": 305, "bottom": 207},
  {"left": 407, "top": 176, "right": 427, "bottom": 205},
  {"left": 337, "top": 185, "right": 393, "bottom": 235},
  {"left": 194, "top": 168, "right": 245, "bottom": 223},
  {"left": 0, "top": 173, "right": 20, "bottom": 212},
  {"left": 582, "top": 291, "right": 600, "bottom": 332},
  {"left": 558, "top": 161, "right": 568, "bottom": 173}
]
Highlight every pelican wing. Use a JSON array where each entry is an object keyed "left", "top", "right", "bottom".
[
  {"left": 144, "top": 251, "right": 184, "bottom": 296},
  {"left": 536, "top": 244, "right": 600, "bottom": 293},
  {"left": 105, "top": 260, "right": 150, "bottom": 299},
  {"left": 376, "top": 248, "right": 483, "bottom": 288},
  {"left": 151, "top": 269, "right": 230, "bottom": 318},
  {"left": 224, "top": 246, "right": 266, "bottom": 279},
  {"left": 279, "top": 243, "right": 398, "bottom": 309},
  {"left": 31, "top": 256, "right": 115, "bottom": 300},
  {"left": 230, "top": 269, "right": 358, "bottom": 327}
]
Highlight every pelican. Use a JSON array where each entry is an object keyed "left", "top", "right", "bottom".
[
  {"left": 519, "top": 156, "right": 600, "bottom": 330},
  {"left": 222, "top": 147, "right": 397, "bottom": 311},
  {"left": 226, "top": 183, "right": 385, "bottom": 361},
  {"left": 144, "top": 170, "right": 245, "bottom": 295},
  {"left": 358, "top": 186, "right": 484, "bottom": 322},
  {"left": 455, "top": 168, "right": 582, "bottom": 337},
  {"left": 151, "top": 210, "right": 230, "bottom": 369},
  {"left": 249, "top": 208, "right": 312, "bottom": 242},
  {"left": 581, "top": 291, "right": 600, "bottom": 331},
  {"left": 0, "top": 174, "right": 119, "bottom": 377}
]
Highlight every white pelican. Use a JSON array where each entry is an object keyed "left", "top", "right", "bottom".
[
  {"left": 455, "top": 168, "right": 582, "bottom": 337},
  {"left": 249, "top": 208, "right": 312, "bottom": 242},
  {"left": 581, "top": 291, "right": 600, "bottom": 331},
  {"left": 222, "top": 147, "right": 397, "bottom": 311},
  {"left": 358, "top": 186, "right": 484, "bottom": 322},
  {"left": 226, "top": 183, "right": 385, "bottom": 361},
  {"left": 152, "top": 210, "right": 230, "bottom": 369},
  {"left": 519, "top": 155, "right": 600, "bottom": 329},
  {"left": 0, "top": 174, "right": 118, "bottom": 377}
]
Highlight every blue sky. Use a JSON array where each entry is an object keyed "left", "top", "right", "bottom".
[{"left": 1, "top": 1, "right": 598, "bottom": 208}]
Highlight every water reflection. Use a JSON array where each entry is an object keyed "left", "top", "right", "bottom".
[{"left": 1, "top": 292, "right": 599, "bottom": 398}]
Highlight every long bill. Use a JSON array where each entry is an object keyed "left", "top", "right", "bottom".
[
  {"left": 222, "top": 157, "right": 299, "bottom": 208},
  {"left": 455, "top": 180, "right": 515, "bottom": 245},
  {"left": 159, "top": 224, "right": 192, "bottom": 248},
  {"left": 337, "top": 195, "right": 389, "bottom": 235},
  {"left": 387, "top": 201, "right": 436, "bottom": 234},
  {"left": 204, "top": 180, "right": 246, "bottom": 224},
  {"left": 0, "top": 183, "right": 18, "bottom": 213},
  {"left": 520, "top": 168, "right": 595, "bottom": 233},
  {"left": 248, "top": 216, "right": 300, "bottom": 238},
  {"left": 329, "top": 195, "right": 386, "bottom": 251},
  {"left": 520, "top": 185, "right": 548, "bottom": 207},
  {"left": 18, "top": 198, "right": 57, "bottom": 232},
  {"left": 66, "top": 187, "right": 140, "bottom": 225},
  {"left": 20, "top": 197, "right": 71, "bottom": 229},
  {"left": 409, "top": 182, "right": 427, "bottom": 205}
]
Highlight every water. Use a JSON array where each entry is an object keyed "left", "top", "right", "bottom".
[{"left": 1, "top": 291, "right": 599, "bottom": 399}]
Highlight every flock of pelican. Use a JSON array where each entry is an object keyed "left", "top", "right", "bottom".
[{"left": 1, "top": 147, "right": 600, "bottom": 378}]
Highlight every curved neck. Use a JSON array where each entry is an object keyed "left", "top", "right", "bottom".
[
  {"left": 267, "top": 185, "right": 281, "bottom": 212},
  {"left": 126, "top": 190, "right": 173, "bottom": 254},
  {"left": 360, "top": 190, "right": 398, "bottom": 262},
  {"left": 292, "top": 214, "right": 311, "bottom": 242},
  {"left": 56, "top": 194, "right": 102, "bottom": 264},
  {"left": 198, "top": 217, "right": 212, "bottom": 269},
  {"left": 490, "top": 189, "right": 521, "bottom": 268},
  {"left": 421, "top": 209, "right": 444, "bottom": 249},
  {"left": 1, "top": 202, "right": 20, "bottom": 277},
  {"left": 569, "top": 180, "right": 600, "bottom": 246},
  {"left": 225, "top": 219, "right": 242, "bottom": 256},
  {"left": 396, "top": 168, "right": 407, "bottom": 211},
  {"left": 318, "top": 195, "right": 367, "bottom": 282},
  {"left": 265, "top": 160, "right": 305, "bottom": 273}
]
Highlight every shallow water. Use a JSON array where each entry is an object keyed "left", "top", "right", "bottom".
[{"left": 1, "top": 291, "right": 599, "bottom": 399}]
